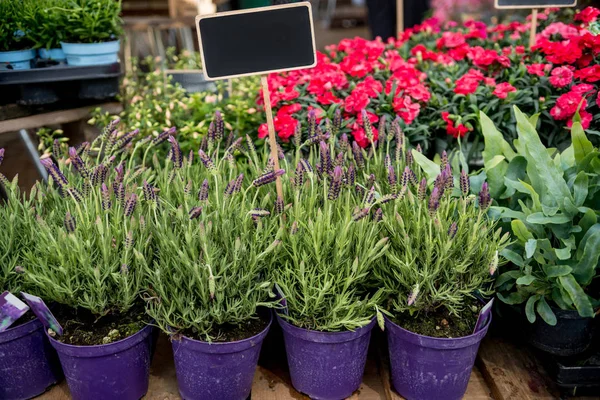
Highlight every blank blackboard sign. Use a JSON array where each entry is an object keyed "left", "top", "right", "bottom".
[
  {"left": 495, "top": 0, "right": 575, "bottom": 8},
  {"left": 196, "top": 3, "right": 316, "bottom": 80}
]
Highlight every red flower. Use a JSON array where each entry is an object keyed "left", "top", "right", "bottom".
[
  {"left": 550, "top": 92, "right": 586, "bottom": 120},
  {"left": 316, "top": 91, "right": 341, "bottom": 105},
  {"left": 571, "top": 83, "right": 595, "bottom": 96},
  {"left": 406, "top": 84, "right": 431, "bottom": 102},
  {"left": 574, "top": 65, "right": 600, "bottom": 83},
  {"left": 597, "top": 91, "right": 600, "bottom": 108},
  {"left": 493, "top": 82, "right": 517, "bottom": 99},
  {"left": 441, "top": 112, "right": 469, "bottom": 138},
  {"left": 436, "top": 31, "right": 466, "bottom": 49},
  {"left": 526, "top": 63, "right": 551, "bottom": 77},
  {"left": 351, "top": 126, "right": 379, "bottom": 148},
  {"left": 355, "top": 76, "right": 383, "bottom": 98},
  {"left": 258, "top": 115, "right": 299, "bottom": 141},
  {"left": 455, "top": 69, "right": 484, "bottom": 95},
  {"left": 277, "top": 103, "right": 302, "bottom": 117},
  {"left": 393, "top": 96, "right": 421, "bottom": 125},
  {"left": 549, "top": 66, "right": 574, "bottom": 88},
  {"left": 279, "top": 87, "right": 300, "bottom": 101},
  {"left": 574, "top": 7, "right": 600, "bottom": 23},
  {"left": 344, "top": 91, "right": 370, "bottom": 114},
  {"left": 567, "top": 110, "right": 592, "bottom": 129}
]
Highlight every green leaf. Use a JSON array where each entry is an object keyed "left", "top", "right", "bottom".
[
  {"left": 544, "top": 264, "right": 572, "bottom": 277},
  {"left": 571, "top": 120, "right": 594, "bottom": 164},
  {"left": 412, "top": 150, "right": 440, "bottom": 183},
  {"left": 554, "top": 247, "right": 572, "bottom": 261},
  {"left": 525, "top": 239, "right": 537, "bottom": 259},
  {"left": 495, "top": 270, "right": 522, "bottom": 287},
  {"left": 516, "top": 275, "right": 536, "bottom": 285},
  {"left": 525, "top": 295, "right": 539, "bottom": 323},
  {"left": 571, "top": 224, "right": 600, "bottom": 285},
  {"left": 541, "top": 204, "right": 559, "bottom": 217},
  {"left": 511, "top": 220, "right": 534, "bottom": 242},
  {"left": 573, "top": 171, "right": 589, "bottom": 207},
  {"left": 501, "top": 248, "right": 525, "bottom": 267},
  {"left": 536, "top": 297, "right": 557, "bottom": 326},
  {"left": 526, "top": 213, "right": 571, "bottom": 224},
  {"left": 497, "top": 291, "right": 528, "bottom": 305},
  {"left": 558, "top": 275, "right": 594, "bottom": 317}
]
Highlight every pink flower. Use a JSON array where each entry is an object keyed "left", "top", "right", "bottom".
[
  {"left": 493, "top": 82, "right": 517, "bottom": 99},
  {"left": 550, "top": 92, "right": 586, "bottom": 120},
  {"left": 526, "top": 63, "right": 551, "bottom": 77},
  {"left": 567, "top": 110, "right": 592, "bottom": 129},
  {"left": 574, "top": 7, "right": 600, "bottom": 23},
  {"left": 549, "top": 66, "right": 574, "bottom": 88}
]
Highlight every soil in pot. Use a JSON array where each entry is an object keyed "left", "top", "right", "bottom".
[
  {"left": 51, "top": 302, "right": 146, "bottom": 345},
  {"left": 180, "top": 315, "right": 268, "bottom": 342},
  {"left": 392, "top": 297, "right": 481, "bottom": 338}
]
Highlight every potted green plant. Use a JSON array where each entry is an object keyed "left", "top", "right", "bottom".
[
  {"left": 24, "top": 0, "right": 67, "bottom": 63},
  {"left": 374, "top": 151, "right": 508, "bottom": 399},
  {"left": 58, "top": 0, "right": 123, "bottom": 66},
  {"left": 0, "top": 0, "right": 36, "bottom": 70},
  {"left": 20, "top": 124, "right": 156, "bottom": 400},
  {"left": 481, "top": 106, "right": 600, "bottom": 356},
  {"left": 0, "top": 151, "right": 64, "bottom": 400},
  {"left": 144, "top": 131, "right": 277, "bottom": 400}
]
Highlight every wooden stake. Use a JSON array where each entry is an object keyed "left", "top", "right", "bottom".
[
  {"left": 396, "top": 0, "right": 404, "bottom": 37},
  {"left": 529, "top": 9, "right": 538, "bottom": 50},
  {"left": 260, "top": 75, "right": 284, "bottom": 201}
]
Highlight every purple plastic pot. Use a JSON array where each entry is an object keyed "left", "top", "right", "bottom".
[
  {"left": 48, "top": 323, "right": 153, "bottom": 400},
  {"left": 171, "top": 312, "right": 272, "bottom": 400},
  {"left": 0, "top": 318, "right": 62, "bottom": 400},
  {"left": 277, "top": 313, "right": 376, "bottom": 400},
  {"left": 385, "top": 314, "right": 491, "bottom": 400}
]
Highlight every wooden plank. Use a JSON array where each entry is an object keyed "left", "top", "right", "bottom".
[{"left": 0, "top": 103, "right": 122, "bottom": 135}]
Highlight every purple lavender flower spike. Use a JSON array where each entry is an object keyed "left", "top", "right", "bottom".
[
  {"left": 116, "top": 183, "right": 126, "bottom": 204},
  {"left": 64, "top": 212, "right": 76, "bottom": 233},
  {"left": 401, "top": 167, "right": 410, "bottom": 188},
  {"left": 406, "top": 149, "right": 413, "bottom": 166},
  {"left": 373, "top": 208, "right": 383, "bottom": 222},
  {"left": 252, "top": 169, "right": 285, "bottom": 187},
  {"left": 441, "top": 150, "right": 448, "bottom": 169},
  {"left": 68, "top": 147, "right": 90, "bottom": 179},
  {"left": 428, "top": 187, "right": 441, "bottom": 214},
  {"left": 353, "top": 207, "right": 370, "bottom": 221},
  {"left": 308, "top": 109, "right": 317, "bottom": 137},
  {"left": 334, "top": 152, "right": 344, "bottom": 168},
  {"left": 366, "top": 186, "right": 376, "bottom": 205},
  {"left": 168, "top": 136, "right": 183, "bottom": 168},
  {"left": 339, "top": 133, "right": 349, "bottom": 153},
  {"left": 319, "top": 141, "right": 332, "bottom": 175},
  {"left": 448, "top": 222, "right": 458, "bottom": 238},
  {"left": 68, "top": 188, "right": 84, "bottom": 203},
  {"left": 0, "top": 148, "right": 4, "bottom": 166},
  {"left": 101, "top": 184, "right": 112, "bottom": 210},
  {"left": 214, "top": 111, "right": 224, "bottom": 140},
  {"left": 352, "top": 142, "right": 365, "bottom": 168},
  {"left": 40, "top": 158, "right": 68, "bottom": 188},
  {"left": 198, "top": 149, "right": 216, "bottom": 171},
  {"left": 189, "top": 207, "right": 203, "bottom": 220},
  {"left": 91, "top": 164, "right": 108, "bottom": 186},
  {"left": 368, "top": 174, "right": 376, "bottom": 188},
  {"left": 460, "top": 170, "right": 470, "bottom": 196},
  {"left": 184, "top": 180, "right": 192, "bottom": 195},
  {"left": 290, "top": 221, "right": 299, "bottom": 235},
  {"left": 124, "top": 194, "right": 138, "bottom": 217},
  {"left": 300, "top": 159, "right": 313, "bottom": 173},
  {"left": 198, "top": 179, "right": 209, "bottom": 201},
  {"left": 479, "top": 182, "right": 492, "bottom": 211},
  {"left": 275, "top": 196, "right": 284, "bottom": 214},
  {"left": 387, "top": 165, "right": 397, "bottom": 192},
  {"left": 207, "top": 121, "right": 216, "bottom": 142},
  {"left": 417, "top": 178, "right": 427, "bottom": 201},
  {"left": 444, "top": 164, "right": 454, "bottom": 191},
  {"left": 328, "top": 166, "right": 343, "bottom": 201},
  {"left": 384, "top": 154, "right": 392, "bottom": 170},
  {"left": 347, "top": 164, "right": 356, "bottom": 186},
  {"left": 143, "top": 181, "right": 157, "bottom": 202},
  {"left": 333, "top": 108, "right": 342, "bottom": 134},
  {"left": 125, "top": 231, "right": 134, "bottom": 248},
  {"left": 250, "top": 208, "right": 270, "bottom": 219},
  {"left": 224, "top": 179, "right": 236, "bottom": 196},
  {"left": 294, "top": 162, "right": 305, "bottom": 187}
]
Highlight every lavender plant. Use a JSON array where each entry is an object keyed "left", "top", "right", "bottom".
[
  {"left": 144, "top": 133, "right": 280, "bottom": 341},
  {"left": 19, "top": 123, "right": 154, "bottom": 326},
  {"left": 374, "top": 161, "right": 510, "bottom": 335}
]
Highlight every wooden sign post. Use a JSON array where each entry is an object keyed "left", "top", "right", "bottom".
[
  {"left": 494, "top": 0, "right": 577, "bottom": 50},
  {"left": 397, "top": 0, "right": 404, "bottom": 37},
  {"left": 196, "top": 3, "right": 317, "bottom": 200}
]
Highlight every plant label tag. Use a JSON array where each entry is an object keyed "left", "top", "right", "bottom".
[
  {"left": 0, "top": 291, "right": 30, "bottom": 332},
  {"left": 20, "top": 292, "right": 63, "bottom": 336},
  {"left": 196, "top": 3, "right": 316, "bottom": 80},
  {"left": 273, "top": 283, "right": 289, "bottom": 316},
  {"left": 495, "top": 0, "right": 575, "bottom": 9},
  {"left": 473, "top": 298, "right": 494, "bottom": 334}
]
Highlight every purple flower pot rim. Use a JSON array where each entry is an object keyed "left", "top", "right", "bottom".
[
  {"left": 47, "top": 322, "right": 153, "bottom": 357},
  {"left": 171, "top": 311, "right": 272, "bottom": 355},
  {"left": 276, "top": 312, "right": 377, "bottom": 343},
  {"left": 383, "top": 314, "right": 491, "bottom": 349},
  {"left": 0, "top": 316, "right": 42, "bottom": 344}
]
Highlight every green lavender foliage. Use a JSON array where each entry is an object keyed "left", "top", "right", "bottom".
[
  {"left": 21, "top": 0, "right": 66, "bottom": 49},
  {"left": 144, "top": 127, "right": 279, "bottom": 341},
  {"left": 375, "top": 171, "right": 509, "bottom": 318},
  {"left": 482, "top": 106, "right": 600, "bottom": 324},
  {"left": 21, "top": 123, "right": 154, "bottom": 316},
  {"left": 56, "top": 0, "right": 123, "bottom": 44},
  {"left": 0, "top": 0, "right": 35, "bottom": 51}
]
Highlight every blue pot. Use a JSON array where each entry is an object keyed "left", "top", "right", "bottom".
[
  {"left": 0, "top": 49, "right": 35, "bottom": 70},
  {"left": 60, "top": 40, "right": 120, "bottom": 66},
  {"left": 38, "top": 48, "right": 66, "bottom": 62}
]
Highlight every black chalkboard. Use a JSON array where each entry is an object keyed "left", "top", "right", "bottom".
[
  {"left": 495, "top": 0, "right": 575, "bottom": 8},
  {"left": 196, "top": 3, "right": 316, "bottom": 80}
]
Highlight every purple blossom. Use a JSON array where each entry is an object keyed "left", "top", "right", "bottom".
[
  {"left": 198, "top": 179, "right": 209, "bottom": 201},
  {"left": 125, "top": 231, "right": 134, "bottom": 248},
  {"left": 328, "top": 166, "right": 343, "bottom": 201},
  {"left": 417, "top": 178, "right": 427, "bottom": 201},
  {"left": 294, "top": 162, "right": 305, "bottom": 187},
  {"left": 406, "top": 150, "right": 414, "bottom": 166},
  {"left": 308, "top": 109, "right": 317, "bottom": 137},
  {"left": 40, "top": 158, "right": 68, "bottom": 188},
  {"left": 378, "top": 115, "right": 387, "bottom": 143},
  {"left": 68, "top": 188, "right": 83, "bottom": 202},
  {"left": 347, "top": 164, "right": 356, "bottom": 186},
  {"left": 368, "top": 173, "right": 376, "bottom": 188},
  {"left": 384, "top": 154, "right": 392, "bottom": 170},
  {"left": 68, "top": 147, "right": 89, "bottom": 179},
  {"left": 460, "top": 170, "right": 470, "bottom": 196},
  {"left": 115, "top": 129, "right": 140, "bottom": 151},
  {"left": 290, "top": 221, "right": 299, "bottom": 235},
  {"left": 352, "top": 142, "right": 365, "bottom": 168},
  {"left": 334, "top": 152, "right": 344, "bottom": 168},
  {"left": 64, "top": 212, "right": 76, "bottom": 233},
  {"left": 379, "top": 194, "right": 396, "bottom": 204},
  {"left": 339, "top": 133, "right": 349, "bottom": 153},
  {"left": 214, "top": 111, "right": 224, "bottom": 140},
  {"left": 0, "top": 148, "right": 5, "bottom": 166},
  {"left": 197, "top": 149, "right": 216, "bottom": 171},
  {"left": 101, "top": 184, "right": 112, "bottom": 210},
  {"left": 153, "top": 127, "right": 176, "bottom": 145},
  {"left": 373, "top": 208, "right": 383, "bottom": 222},
  {"left": 479, "top": 182, "right": 492, "bottom": 211},
  {"left": 407, "top": 284, "right": 419, "bottom": 306},
  {"left": 388, "top": 165, "right": 397, "bottom": 192},
  {"left": 353, "top": 207, "right": 370, "bottom": 221},
  {"left": 189, "top": 207, "right": 203, "bottom": 220},
  {"left": 448, "top": 222, "right": 458, "bottom": 238},
  {"left": 121, "top": 264, "right": 129, "bottom": 274},
  {"left": 124, "top": 194, "right": 138, "bottom": 217},
  {"left": 333, "top": 108, "right": 342, "bottom": 134},
  {"left": 440, "top": 150, "right": 448, "bottom": 170},
  {"left": 143, "top": 181, "right": 157, "bottom": 202},
  {"left": 168, "top": 136, "right": 183, "bottom": 168},
  {"left": 365, "top": 186, "right": 376, "bottom": 205},
  {"left": 91, "top": 164, "right": 108, "bottom": 186},
  {"left": 428, "top": 186, "right": 441, "bottom": 214},
  {"left": 252, "top": 169, "right": 285, "bottom": 187},
  {"left": 53, "top": 139, "right": 62, "bottom": 160},
  {"left": 115, "top": 183, "right": 126, "bottom": 204},
  {"left": 444, "top": 164, "right": 454, "bottom": 191},
  {"left": 401, "top": 167, "right": 410, "bottom": 188},
  {"left": 184, "top": 180, "right": 192, "bottom": 195},
  {"left": 207, "top": 121, "right": 216, "bottom": 142},
  {"left": 300, "top": 159, "right": 313, "bottom": 173},
  {"left": 275, "top": 196, "right": 284, "bottom": 214},
  {"left": 319, "top": 141, "right": 332, "bottom": 175}
]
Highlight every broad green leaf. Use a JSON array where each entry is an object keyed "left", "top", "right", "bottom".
[
  {"left": 541, "top": 204, "right": 559, "bottom": 216},
  {"left": 495, "top": 270, "right": 522, "bottom": 287},
  {"left": 525, "top": 295, "right": 539, "bottom": 323},
  {"left": 554, "top": 247, "right": 572, "bottom": 261},
  {"left": 571, "top": 225, "right": 600, "bottom": 285},
  {"left": 516, "top": 275, "right": 536, "bottom": 285},
  {"left": 577, "top": 209, "right": 597, "bottom": 242},
  {"left": 500, "top": 248, "right": 525, "bottom": 267},
  {"left": 571, "top": 121, "right": 594, "bottom": 164},
  {"left": 501, "top": 156, "right": 528, "bottom": 198},
  {"left": 480, "top": 111, "right": 517, "bottom": 160},
  {"left": 544, "top": 264, "right": 572, "bottom": 277},
  {"left": 511, "top": 219, "right": 533, "bottom": 242},
  {"left": 412, "top": 150, "right": 440, "bottom": 183},
  {"left": 487, "top": 155, "right": 506, "bottom": 169},
  {"left": 497, "top": 291, "right": 528, "bottom": 305},
  {"left": 560, "top": 145, "right": 575, "bottom": 170},
  {"left": 491, "top": 207, "right": 527, "bottom": 220},
  {"left": 552, "top": 287, "right": 570, "bottom": 310},
  {"left": 514, "top": 106, "right": 573, "bottom": 210},
  {"left": 573, "top": 171, "right": 589, "bottom": 207},
  {"left": 526, "top": 213, "right": 571, "bottom": 224},
  {"left": 525, "top": 239, "right": 537, "bottom": 259},
  {"left": 536, "top": 297, "right": 557, "bottom": 326},
  {"left": 558, "top": 275, "right": 594, "bottom": 317}
]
